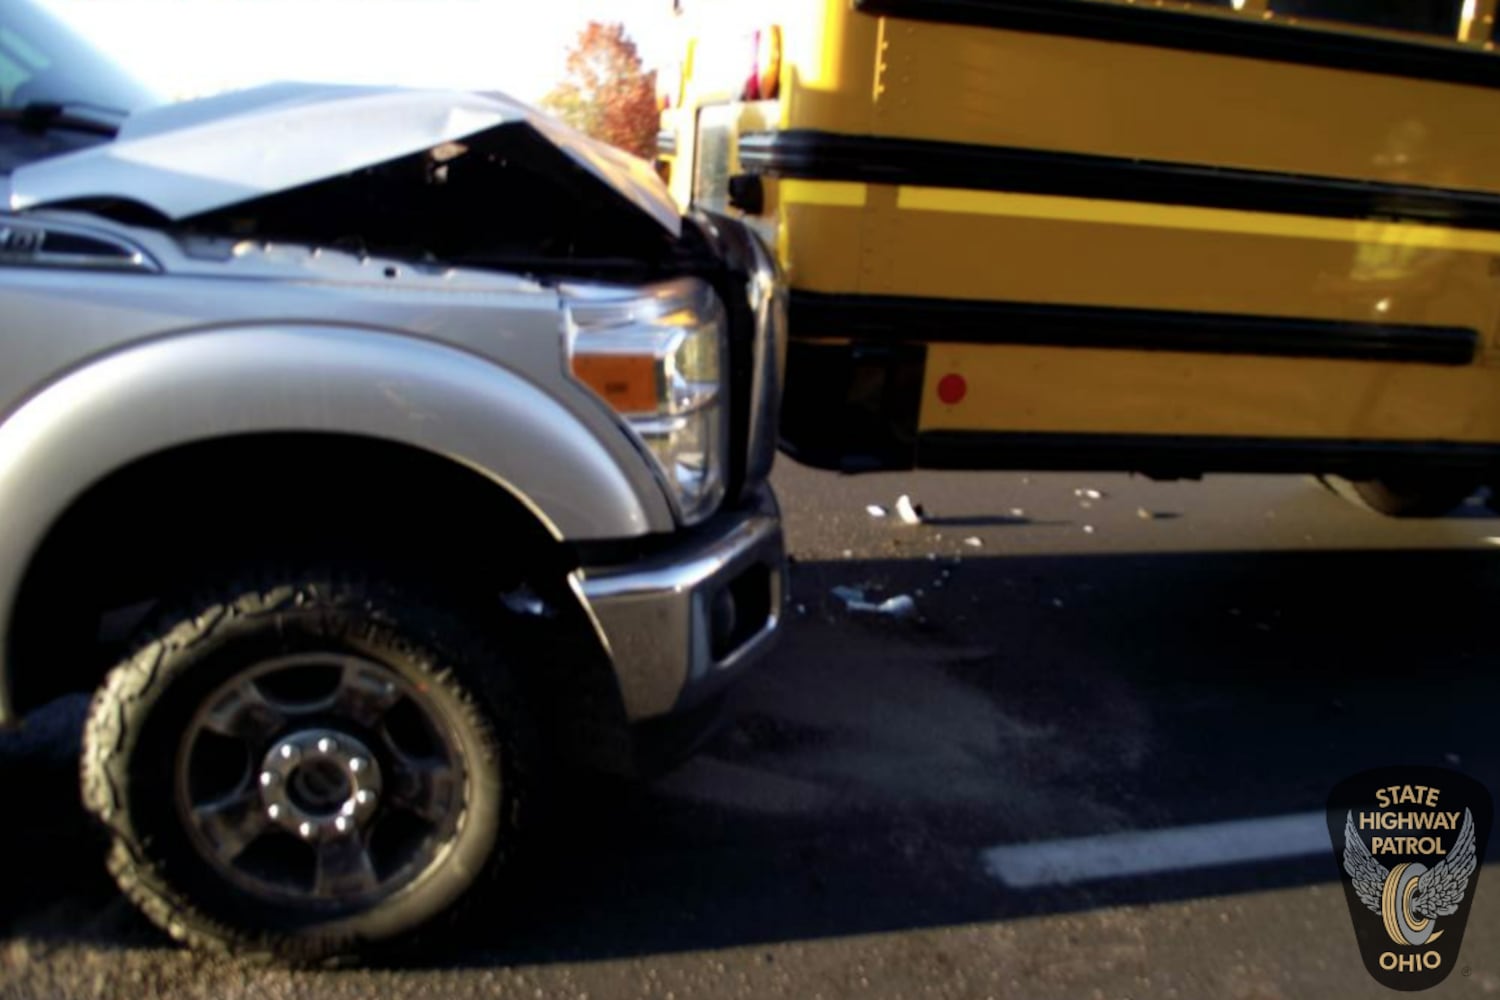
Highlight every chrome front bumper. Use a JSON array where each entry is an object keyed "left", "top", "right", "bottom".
[{"left": 574, "top": 487, "right": 786, "bottom": 721}]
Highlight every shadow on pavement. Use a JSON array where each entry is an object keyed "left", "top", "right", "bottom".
[{"left": 2, "top": 546, "right": 1498, "bottom": 968}]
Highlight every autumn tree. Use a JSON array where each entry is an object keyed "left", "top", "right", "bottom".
[{"left": 542, "top": 22, "right": 659, "bottom": 161}]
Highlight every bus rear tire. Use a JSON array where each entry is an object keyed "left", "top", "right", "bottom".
[{"left": 1318, "top": 475, "right": 1476, "bottom": 518}]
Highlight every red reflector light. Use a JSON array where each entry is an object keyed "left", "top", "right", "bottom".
[{"left": 937, "top": 373, "right": 968, "bottom": 405}]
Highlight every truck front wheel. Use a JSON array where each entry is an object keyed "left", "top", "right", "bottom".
[
  {"left": 1318, "top": 474, "right": 1477, "bottom": 518},
  {"left": 80, "top": 570, "right": 529, "bottom": 964}
]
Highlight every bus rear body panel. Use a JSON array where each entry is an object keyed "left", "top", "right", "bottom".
[{"left": 668, "top": 0, "right": 1500, "bottom": 477}]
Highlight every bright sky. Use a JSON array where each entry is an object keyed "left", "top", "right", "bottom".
[{"left": 36, "top": 0, "right": 675, "bottom": 102}]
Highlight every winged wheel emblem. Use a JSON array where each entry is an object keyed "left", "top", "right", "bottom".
[{"left": 1343, "top": 808, "right": 1477, "bottom": 946}]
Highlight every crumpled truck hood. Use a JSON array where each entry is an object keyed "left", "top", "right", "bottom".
[{"left": 7, "top": 82, "right": 681, "bottom": 238}]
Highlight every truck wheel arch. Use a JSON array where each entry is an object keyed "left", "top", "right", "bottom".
[{"left": 0, "top": 325, "right": 667, "bottom": 732}]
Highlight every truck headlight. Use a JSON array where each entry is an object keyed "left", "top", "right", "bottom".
[{"left": 564, "top": 278, "right": 728, "bottom": 524}]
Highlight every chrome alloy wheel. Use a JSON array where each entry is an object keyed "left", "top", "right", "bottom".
[{"left": 176, "top": 654, "right": 466, "bottom": 906}]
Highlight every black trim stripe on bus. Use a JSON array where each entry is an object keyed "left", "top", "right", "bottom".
[
  {"left": 913, "top": 431, "right": 1500, "bottom": 476},
  {"left": 739, "top": 131, "right": 1500, "bottom": 231},
  {"left": 852, "top": 0, "right": 1500, "bottom": 91},
  {"left": 790, "top": 291, "right": 1479, "bottom": 366}
]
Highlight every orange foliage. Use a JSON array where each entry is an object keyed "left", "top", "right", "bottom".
[{"left": 542, "top": 22, "right": 659, "bottom": 161}]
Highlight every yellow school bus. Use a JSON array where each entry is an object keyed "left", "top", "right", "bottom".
[{"left": 661, "top": 0, "right": 1500, "bottom": 516}]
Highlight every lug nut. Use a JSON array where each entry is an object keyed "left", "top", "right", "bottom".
[
  {"left": 267, "top": 804, "right": 282, "bottom": 820},
  {"left": 349, "top": 757, "right": 367, "bottom": 774},
  {"left": 341, "top": 800, "right": 357, "bottom": 817},
  {"left": 317, "top": 737, "right": 337, "bottom": 754},
  {"left": 259, "top": 771, "right": 276, "bottom": 788},
  {"left": 355, "top": 789, "right": 374, "bottom": 806},
  {"left": 298, "top": 821, "right": 314, "bottom": 839},
  {"left": 334, "top": 816, "right": 351, "bottom": 833},
  {"left": 278, "top": 744, "right": 299, "bottom": 762}
]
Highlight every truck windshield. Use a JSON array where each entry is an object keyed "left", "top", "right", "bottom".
[{"left": 0, "top": 0, "right": 158, "bottom": 120}]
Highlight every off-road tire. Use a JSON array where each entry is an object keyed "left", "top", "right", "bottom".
[{"left": 80, "top": 569, "right": 530, "bottom": 965}]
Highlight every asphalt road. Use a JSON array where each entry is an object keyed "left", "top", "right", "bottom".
[{"left": 4, "top": 460, "right": 1500, "bottom": 999}]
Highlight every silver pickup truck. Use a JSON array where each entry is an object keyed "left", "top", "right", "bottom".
[{"left": 0, "top": 0, "right": 786, "bottom": 963}]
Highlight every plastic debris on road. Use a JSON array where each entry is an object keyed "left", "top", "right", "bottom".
[
  {"left": 895, "top": 494, "right": 924, "bottom": 525},
  {"left": 500, "top": 584, "right": 552, "bottom": 618},
  {"left": 1073, "top": 488, "right": 1105, "bottom": 500},
  {"left": 866, "top": 504, "right": 888, "bottom": 518},
  {"left": 963, "top": 536, "right": 983, "bottom": 548},
  {"left": 831, "top": 585, "right": 918, "bottom": 619},
  {"left": 1082, "top": 525, "right": 1095, "bottom": 534}
]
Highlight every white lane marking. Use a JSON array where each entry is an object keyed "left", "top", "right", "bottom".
[{"left": 981, "top": 811, "right": 1329, "bottom": 889}]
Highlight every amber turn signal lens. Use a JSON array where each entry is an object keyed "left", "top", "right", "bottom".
[{"left": 570, "top": 354, "right": 659, "bottom": 415}]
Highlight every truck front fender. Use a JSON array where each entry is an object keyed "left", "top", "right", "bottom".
[{"left": 0, "top": 324, "right": 674, "bottom": 724}]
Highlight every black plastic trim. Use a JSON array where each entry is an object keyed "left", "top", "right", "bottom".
[
  {"left": 853, "top": 0, "right": 1500, "bottom": 91},
  {"left": 779, "top": 340, "right": 924, "bottom": 472},
  {"left": 917, "top": 431, "right": 1500, "bottom": 478},
  {"left": 740, "top": 131, "right": 1500, "bottom": 231},
  {"left": 790, "top": 291, "right": 1478, "bottom": 366}
]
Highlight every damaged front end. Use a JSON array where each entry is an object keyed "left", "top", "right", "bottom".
[
  {"left": 7, "top": 82, "right": 784, "bottom": 507},
  {"left": 10, "top": 83, "right": 694, "bottom": 277}
]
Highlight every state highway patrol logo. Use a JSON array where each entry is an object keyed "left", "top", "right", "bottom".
[{"left": 1328, "top": 767, "right": 1492, "bottom": 991}]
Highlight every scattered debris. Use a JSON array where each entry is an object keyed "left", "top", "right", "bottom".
[
  {"left": 1009, "top": 507, "right": 1025, "bottom": 518},
  {"left": 895, "top": 494, "right": 924, "bottom": 525},
  {"left": 963, "top": 536, "right": 983, "bottom": 548},
  {"left": 500, "top": 584, "right": 553, "bottom": 618},
  {"left": 873, "top": 595, "right": 918, "bottom": 618},
  {"left": 831, "top": 585, "right": 917, "bottom": 619},
  {"left": 842, "top": 549, "right": 854, "bottom": 559},
  {"left": 1074, "top": 488, "right": 1105, "bottom": 500},
  {"left": 1137, "top": 507, "right": 1160, "bottom": 520},
  {"left": 866, "top": 504, "right": 888, "bottom": 518},
  {"left": 1082, "top": 525, "right": 1095, "bottom": 534}
]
